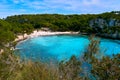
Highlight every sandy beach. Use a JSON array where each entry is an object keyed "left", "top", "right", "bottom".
[{"left": 15, "top": 30, "right": 79, "bottom": 42}]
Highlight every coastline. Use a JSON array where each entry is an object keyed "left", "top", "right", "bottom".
[
  {"left": 15, "top": 30, "right": 79, "bottom": 42},
  {"left": 14, "top": 30, "right": 120, "bottom": 46}
]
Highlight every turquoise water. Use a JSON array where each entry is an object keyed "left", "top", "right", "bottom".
[{"left": 16, "top": 35, "right": 120, "bottom": 62}]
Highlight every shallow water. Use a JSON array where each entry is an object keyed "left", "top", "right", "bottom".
[{"left": 16, "top": 35, "right": 120, "bottom": 62}]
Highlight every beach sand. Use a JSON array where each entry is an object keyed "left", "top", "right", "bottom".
[{"left": 15, "top": 30, "right": 79, "bottom": 42}]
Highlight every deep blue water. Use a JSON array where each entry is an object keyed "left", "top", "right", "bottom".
[{"left": 16, "top": 35, "right": 120, "bottom": 62}]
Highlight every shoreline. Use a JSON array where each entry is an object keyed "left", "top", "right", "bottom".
[
  {"left": 12, "top": 31, "right": 120, "bottom": 52},
  {"left": 15, "top": 30, "right": 120, "bottom": 43},
  {"left": 96, "top": 33, "right": 120, "bottom": 40},
  {"left": 14, "top": 30, "right": 120, "bottom": 47},
  {"left": 15, "top": 30, "right": 79, "bottom": 42}
]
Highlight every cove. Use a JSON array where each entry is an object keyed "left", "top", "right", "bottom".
[{"left": 16, "top": 35, "right": 120, "bottom": 62}]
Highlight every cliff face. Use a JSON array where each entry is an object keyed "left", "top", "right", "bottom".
[
  {"left": 89, "top": 18, "right": 120, "bottom": 28},
  {"left": 89, "top": 18, "right": 120, "bottom": 39}
]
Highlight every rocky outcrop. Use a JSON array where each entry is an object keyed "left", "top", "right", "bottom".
[
  {"left": 96, "top": 32, "right": 120, "bottom": 39},
  {"left": 89, "top": 18, "right": 107, "bottom": 29},
  {"left": 89, "top": 18, "right": 120, "bottom": 39},
  {"left": 89, "top": 18, "right": 120, "bottom": 29}
]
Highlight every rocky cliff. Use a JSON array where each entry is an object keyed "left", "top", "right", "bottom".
[{"left": 89, "top": 18, "right": 120, "bottom": 39}]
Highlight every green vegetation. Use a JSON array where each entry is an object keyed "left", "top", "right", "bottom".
[
  {"left": 0, "top": 20, "right": 15, "bottom": 48},
  {"left": 0, "top": 11, "right": 120, "bottom": 80},
  {"left": 0, "top": 49, "right": 59, "bottom": 80},
  {"left": 5, "top": 11, "right": 120, "bottom": 33}
]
